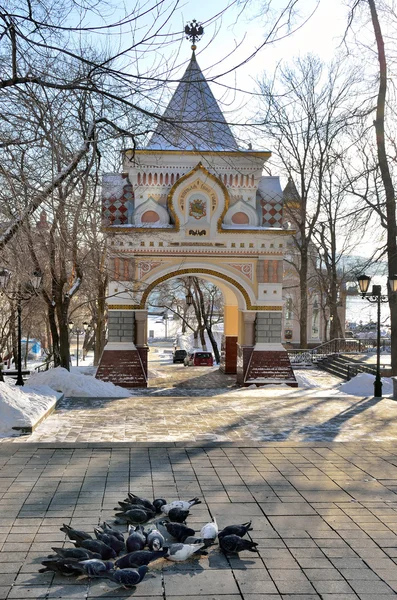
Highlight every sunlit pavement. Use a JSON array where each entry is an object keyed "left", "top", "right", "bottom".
[
  {"left": 1, "top": 443, "right": 397, "bottom": 599},
  {"left": 1, "top": 349, "right": 397, "bottom": 598}
]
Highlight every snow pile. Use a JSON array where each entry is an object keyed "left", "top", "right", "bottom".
[
  {"left": 295, "top": 372, "right": 321, "bottom": 388},
  {"left": 339, "top": 372, "right": 393, "bottom": 396},
  {"left": 0, "top": 382, "right": 61, "bottom": 435},
  {"left": 28, "top": 367, "right": 131, "bottom": 398}
]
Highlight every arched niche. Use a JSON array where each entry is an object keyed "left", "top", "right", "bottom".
[
  {"left": 223, "top": 199, "right": 259, "bottom": 226},
  {"left": 132, "top": 197, "right": 170, "bottom": 226}
]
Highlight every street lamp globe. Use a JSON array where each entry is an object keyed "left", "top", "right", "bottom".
[
  {"left": 0, "top": 268, "right": 11, "bottom": 290},
  {"left": 389, "top": 275, "right": 397, "bottom": 293},
  {"left": 357, "top": 274, "right": 371, "bottom": 296}
]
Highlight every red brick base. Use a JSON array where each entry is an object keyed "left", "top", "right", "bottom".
[
  {"left": 219, "top": 336, "right": 238, "bottom": 374},
  {"left": 237, "top": 345, "right": 298, "bottom": 387},
  {"left": 95, "top": 349, "right": 147, "bottom": 388}
]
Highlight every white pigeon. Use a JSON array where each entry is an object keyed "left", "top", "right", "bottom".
[
  {"left": 160, "top": 497, "right": 201, "bottom": 515},
  {"left": 165, "top": 542, "right": 205, "bottom": 562},
  {"left": 200, "top": 517, "right": 218, "bottom": 540}
]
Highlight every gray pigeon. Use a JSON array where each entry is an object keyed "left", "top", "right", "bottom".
[
  {"left": 147, "top": 529, "right": 165, "bottom": 551},
  {"left": 166, "top": 542, "right": 206, "bottom": 562},
  {"left": 68, "top": 559, "right": 114, "bottom": 577},
  {"left": 76, "top": 539, "right": 117, "bottom": 560},
  {"left": 48, "top": 547, "right": 101, "bottom": 560},
  {"left": 60, "top": 524, "right": 92, "bottom": 545},
  {"left": 219, "top": 534, "right": 258, "bottom": 554},
  {"left": 161, "top": 497, "right": 201, "bottom": 515},
  {"left": 182, "top": 536, "right": 214, "bottom": 547},
  {"left": 218, "top": 521, "right": 252, "bottom": 539},
  {"left": 39, "top": 558, "right": 80, "bottom": 576},
  {"left": 115, "top": 549, "right": 168, "bottom": 569},
  {"left": 104, "top": 566, "right": 148, "bottom": 588}
]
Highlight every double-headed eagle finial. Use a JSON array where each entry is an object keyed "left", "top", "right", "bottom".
[{"left": 184, "top": 19, "right": 204, "bottom": 50}]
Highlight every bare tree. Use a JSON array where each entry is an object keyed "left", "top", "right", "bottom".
[
  {"left": 258, "top": 54, "right": 363, "bottom": 347},
  {"left": 345, "top": 0, "right": 397, "bottom": 374}
]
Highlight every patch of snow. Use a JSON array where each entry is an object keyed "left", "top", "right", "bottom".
[
  {"left": 0, "top": 381, "right": 61, "bottom": 436},
  {"left": 28, "top": 367, "right": 131, "bottom": 398},
  {"left": 295, "top": 372, "right": 322, "bottom": 388},
  {"left": 339, "top": 372, "right": 393, "bottom": 396}
]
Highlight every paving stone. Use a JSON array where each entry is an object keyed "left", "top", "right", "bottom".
[{"left": 164, "top": 569, "right": 239, "bottom": 595}]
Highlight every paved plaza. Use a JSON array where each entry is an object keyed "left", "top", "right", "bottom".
[
  {"left": 1, "top": 442, "right": 397, "bottom": 599},
  {"left": 2, "top": 353, "right": 397, "bottom": 598}
]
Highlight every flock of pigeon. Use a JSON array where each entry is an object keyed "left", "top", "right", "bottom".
[{"left": 39, "top": 492, "right": 259, "bottom": 589}]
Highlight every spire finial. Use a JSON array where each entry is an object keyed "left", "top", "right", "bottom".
[{"left": 185, "top": 19, "right": 204, "bottom": 50}]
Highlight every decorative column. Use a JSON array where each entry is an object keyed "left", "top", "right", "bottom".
[
  {"left": 95, "top": 307, "right": 148, "bottom": 388},
  {"left": 236, "top": 312, "right": 256, "bottom": 384},
  {"left": 134, "top": 310, "right": 149, "bottom": 380},
  {"left": 220, "top": 305, "right": 238, "bottom": 374}
]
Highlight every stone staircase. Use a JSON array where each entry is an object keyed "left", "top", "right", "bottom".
[
  {"left": 317, "top": 354, "right": 376, "bottom": 380},
  {"left": 95, "top": 349, "right": 147, "bottom": 388}
]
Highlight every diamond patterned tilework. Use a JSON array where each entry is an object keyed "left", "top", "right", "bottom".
[
  {"left": 102, "top": 173, "right": 134, "bottom": 226},
  {"left": 261, "top": 199, "right": 283, "bottom": 227}
]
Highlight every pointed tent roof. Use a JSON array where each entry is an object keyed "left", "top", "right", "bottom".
[
  {"left": 146, "top": 51, "right": 238, "bottom": 151},
  {"left": 283, "top": 177, "right": 301, "bottom": 208}
]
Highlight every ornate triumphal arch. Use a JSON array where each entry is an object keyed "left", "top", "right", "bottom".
[{"left": 96, "top": 26, "right": 297, "bottom": 388}]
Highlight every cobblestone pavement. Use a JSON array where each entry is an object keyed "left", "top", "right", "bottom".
[
  {"left": 7, "top": 388, "right": 397, "bottom": 444},
  {"left": 1, "top": 443, "right": 397, "bottom": 599},
  {"left": 1, "top": 359, "right": 395, "bottom": 444}
]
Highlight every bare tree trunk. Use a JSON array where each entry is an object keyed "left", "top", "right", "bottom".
[
  {"left": 368, "top": 0, "right": 397, "bottom": 375},
  {"left": 300, "top": 248, "right": 308, "bottom": 348}
]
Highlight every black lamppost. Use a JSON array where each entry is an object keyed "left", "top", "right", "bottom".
[
  {"left": 357, "top": 274, "right": 397, "bottom": 398},
  {"left": 68, "top": 321, "right": 89, "bottom": 367},
  {"left": 0, "top": 268, "right": 43, "bottom": 386},
  {"left": 186, "top": 277, "right": 193, "bottom": 307}
]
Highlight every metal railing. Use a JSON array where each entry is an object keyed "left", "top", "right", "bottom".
[
  {"left": 35, "top": 358, "right": 55, "bottom": 372},
  {"left": 287, "top": 337, "right": 391, "bottom": 366}
]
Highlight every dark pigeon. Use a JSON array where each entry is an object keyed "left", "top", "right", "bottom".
[
  {"left": 152, "top": 498, "right": 167, "bottom": 513},
  {"left": 104, "top": 566, "right": 148, "bottom": 588},
  {"left": 115, "top": 549, "right": 168, "bottom": 569},
  {"left": 218, "top": 521, "right": 253, "bottom": 539},
  {"left": 115, "top": 508, "right": 151, "bottom": 524},
  {"left": 60, "top": 524, "right": 92, "bottom": 545},
  {"left": 48, "top": 547, "right": 101, "bottom": 560},
  {"left": 76, "top": 538, "right": 117, "bottom": 560},
  {"left": 67, "top": 559, "right": 114, "bottom": 577},
  {"left": 39, "top": 558, "right": 80, "bottom": 576},
  {"left": 219, "top": 534, "right": 258, "bottom": 554},
  {"left": 94, "top": 528, "right": 124, "bottom": 554},
  {"left": 127, "top": 493, "right": 156, "bottom": 513},
  {"left": 168, "top": 507, "right": 190, "bottom": 523},
  {"left": 99, "top": 522, "right": 125, "bottom": 542},
  {"left": 160, "top": 522, "right": 195, "bottom": 543},
  {"left": 126, "top": 525, "right": 146, "bottom": 552}
]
